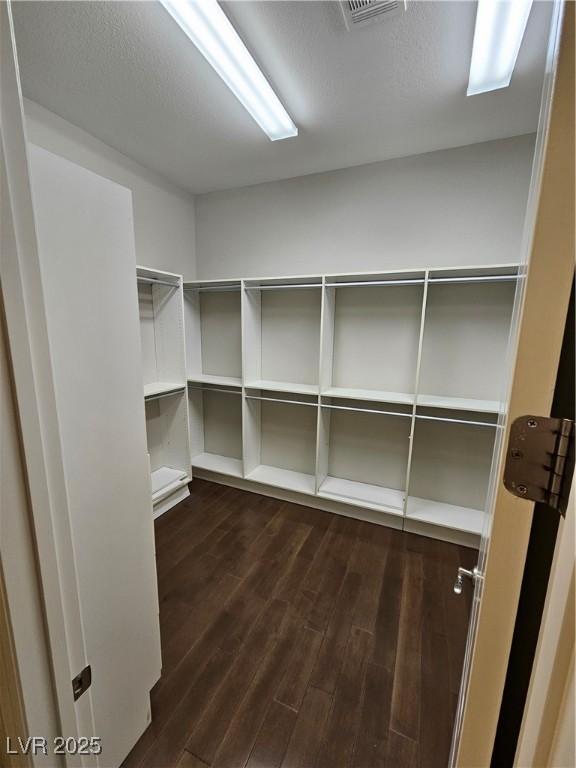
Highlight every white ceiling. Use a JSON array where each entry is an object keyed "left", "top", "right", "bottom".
[{"left": 13, "top": 1, "right": 551, "bottom": 195}]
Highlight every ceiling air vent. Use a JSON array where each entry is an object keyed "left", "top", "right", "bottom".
[{"left": 340, "top": 0, "right": 406, "bottom": 30}]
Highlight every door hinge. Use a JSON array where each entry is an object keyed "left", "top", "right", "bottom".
[
  {"left": 504, "top": 415, "right": 575, "bottom": 516},
  {"left": 72, "top": 665, "right": 92, "bottom": 701}
]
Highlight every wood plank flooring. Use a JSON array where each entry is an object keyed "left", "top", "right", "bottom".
[{"left": 123, "top": 480, "right": 475, "bottom": 768}]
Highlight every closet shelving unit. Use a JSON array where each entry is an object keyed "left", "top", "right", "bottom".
[
  {"left": 137, "top": 266, "right": 190, "bottom": 515},
  {"left": 184, "top": 279, "right": 244, "bottom": 477},
  {"left": 229, "top": 274, "right": 321, "bottom": 499},
  {"left": 182, "top": 264, "right": 518, "bottom": 544}
]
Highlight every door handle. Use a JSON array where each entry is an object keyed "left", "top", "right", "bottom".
[{"left": 454, "top": 566, "right": 483, "bottom": 595}]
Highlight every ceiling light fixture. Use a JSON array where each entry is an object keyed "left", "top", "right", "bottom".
[
  {"left": 160, "top": 0, "right": 297, "bottom": 140},
  {"left": 467, "top": 0, "right": 534, "bottom": 96}
]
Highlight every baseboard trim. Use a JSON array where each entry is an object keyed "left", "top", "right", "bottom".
[{"left": 192, "top": 468, "right": 479, "bottom": 548}]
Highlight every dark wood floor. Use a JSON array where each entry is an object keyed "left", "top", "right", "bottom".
[{"left": 123, "top": 479, "right": 475, "bottom": 768}]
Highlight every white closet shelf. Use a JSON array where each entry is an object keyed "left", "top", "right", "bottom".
[
  {"left": 246, "top": 465, "right": 316, "bottom": 495},
  {"left": 318, "top": 476, "right": 405, "bottom": 515},
  {"left": 417, "top": 394, "right": 502, "bottom": 413},
  {"left": 245, "top": 379, "right": 319, "bottom": 395},
  {"left": 151, "top": 466, "right": 189, "bottom": 502},
  {"left": 188, "top": 374, "right": 243, "bottom": 388},
  {"left": 321, "top": 386, "right": 415, "bottom": 406},
  {"left": 144, "top": 382, "right": 185, "bottom": 399},
  {"left": 192, "top": 452, "right": 243, "bottom": 477},
  {"left": 406, "top": 496, "right": 486, "bottom": 535}
]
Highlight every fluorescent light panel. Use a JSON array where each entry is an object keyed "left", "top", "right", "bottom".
[
  {"left": 160, "top": 0, "right": 297, "bottom": 140},
  {"left": 467, "top": 0, "right": 534, "bottom": 96}
]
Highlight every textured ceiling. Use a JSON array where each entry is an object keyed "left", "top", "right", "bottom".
[{"left": 13, "top": 1, "right": 551, "bottom": 194}]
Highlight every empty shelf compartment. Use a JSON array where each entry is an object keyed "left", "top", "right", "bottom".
[
  {"left": 319, "top": 476, "right": 404, "bottom": 514},
  {"left": 245, "top": 379, "right": 319, "bottom": 396},
  {"left": 247, "top": 465, "right": 316, "bottom": 495},
  {"left": 243, "top": 286, "right": 321, "bottom": 392},
  {"left": 144, "top": 382, "right": 186, "bottom": 399},
  {"left": 188, "top": 373, "right": 242, "bottom": 388},
  {"left": 406, "top": 496, "right": 486, "bottom": 536},
  {"left": 151, "top": 466, "right": 189, "bottom": 501},
  {"left": 145, "top": 391, "right": 190, "bottom": 508},
  {"left": 138, "top": 277, "right": 185, "bottom": 392},
  {"left": 408, "top": 417, "right": 495, "bottom": 534},
  {"left": 185, "top": 287, "right": 242, "bottom": 382},
  {"left": 418, "top": 278, "right": 515, "bottom": 405},
  {"left": 321, "top": 386, "right": 414, "bottom": 406},
  {"left": 416, "top": 393, "right": 502, "bottom": 413},
  {"left": 317, "top": 406, "right": 410, "bottom": 514},
  {"left": 324, "top": 281, "right": 423, "bottom": 396},
  {"left": 192, "top": 453, "right": 243, "bottom": 477},
  {"left": 189, "top": 386, "right": 243, "bottom": 477},
  {"left": 244, "top": 397, "right": 317, "bottom": 496}
]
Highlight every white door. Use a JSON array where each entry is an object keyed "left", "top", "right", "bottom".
[
  {"left": 451, "top": 1, "right": 574, "bottom": 764},
  {"left": 1, "top": 4, "right": 161, "bottom": 766}
]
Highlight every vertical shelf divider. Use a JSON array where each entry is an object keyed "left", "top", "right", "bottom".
[
  {"left": 241, "top": 278, "right": 260, "bottom": 477},
  {"left": 402, "top": 269, "right": 430, "bottom": 522},
  {"left": 240, "top": 279, "right": 247, "bottom": 479},
  {"left": 316, "top": 406, "right": 330, "bottom": 496},
  {"left": 184, "top": 285, "right": 202, "bottom": 380},
  {"left": 241, "top": 278, "right": 248, "bottom": 478},
  {"left": 315, "top": 277, "right": 331, "bottom": 494},
  {"left": 319, "top": 278, "right": 335, "bottom": 393}
]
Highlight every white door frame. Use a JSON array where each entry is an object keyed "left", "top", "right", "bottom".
[
  {"left": 514, "top": 482, "right": 574, "bottom": 767},
  {"left": 1, "top": 3, "right": 92, "bottom": 762},
  {"left": 454, "top": 1, "right": 574, "bottom": 764}
]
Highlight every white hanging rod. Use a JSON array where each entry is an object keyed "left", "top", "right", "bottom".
[
  {"left": 325, "top": 279, "right": 425, "bottom": 288},
  {"left": 245, "top": 394, "right": 317, "bottom": 407},
  {"left": 244, "top": 283, "right": 322, "bottom": 291},
  {"left": 137, "top": 276, "right": 179, "bottom": 289},
  {"left": 320, "top": 402, "right": 411, "bottom": 418},
  {"left": 188, "top": 385, "right": 242, "bottom": 396},
  {"left": 184, "top": 285, "right": 240, "bottom": 292},
  {"left": 429, "top": 275, "right": 518, "bottom": 285},
  {"left": 416, "top": 413, "right": 499, "bottom": 428},
  {"left": 185, "top": 274, "right": 516, "bottom": 292},
  {"left": 144, "top": 387, "right": 185, "bottom": 402}
]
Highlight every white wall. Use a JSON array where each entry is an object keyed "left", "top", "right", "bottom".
[
  {"left": 24, "top": 99, "right": 196, "bottom": 279},
  {"left": 196, "top": 135, "right": 535, "bottom": 279},
  {"left": 23, "top": 101, "right": 535, "bottom": 282}
]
